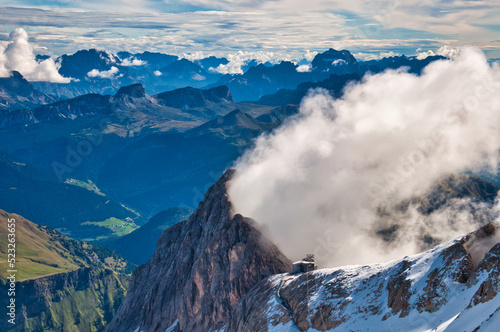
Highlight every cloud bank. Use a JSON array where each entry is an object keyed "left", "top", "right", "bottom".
[
  {"left": 0, "top": 45, "right": 8, "bottom": 77},
  {"left": 209, "top": 50, "right": 286, "bottom": 74},
  {"left": 2, "top": 0, "right": 499, "bottom": 59},
  {"left": 229, "top": 47, "right": 500, "bottom": 267},
  {"left": 0, "top": 28, "right": 70, "bottom": 83},
  {"left": 417, "top": 45, "right": 461, "bottom": 60}
]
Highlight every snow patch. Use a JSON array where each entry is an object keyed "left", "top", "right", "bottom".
[
  {"left": 165, "top": 319, "right": 178, "bottom": 332},
  {"left": 191, "top": 73, "right": 206, "bottom": 81}
]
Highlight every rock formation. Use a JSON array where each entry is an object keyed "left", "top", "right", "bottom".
[
  {"left": 106, "top": 169, "right": 292, "bottom": 332},
  {"left": 225, "top": 222, "right": 500, "bottom": 332},
  {"left": 107, "top": 169, "right": 500, "bottom": 332}
]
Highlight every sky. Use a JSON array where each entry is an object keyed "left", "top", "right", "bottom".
[{"left": 0, "top": 0, "right": 499, "bottom": 61}]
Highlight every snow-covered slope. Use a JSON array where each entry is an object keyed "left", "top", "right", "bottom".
[{"left": 226, "top": 222, "right": 500, "bottom": 332}]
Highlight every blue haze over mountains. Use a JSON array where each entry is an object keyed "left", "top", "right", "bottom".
[
  {"left": 4, "top": 43, "right": 500, "bottom": 332},
  {"left": 20, "top": 48, "right": 445, "bottom": 101},
  {"left": 0, "top": 47, "right": 448, "bottom": 260}
]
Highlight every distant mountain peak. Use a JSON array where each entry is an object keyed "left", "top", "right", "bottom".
[
  {"left": 0, "top": 70, "right": 57, "bottom": 115},
  {"left": 114, "top": 83, "right": 146, "bottom": 99},
  {"left": 154, "top": 85, "right": 234, "bottom": 109},
  {"left": 198, "top": 108, "right": 263, "bottom": 130},
  {"left": 316, "top": 48, "right": 357, "bottom": 62},
  {"left": 0, "top": 70, "right": 34, "bottom": 96},
  {"left": 311, "top": 48, "right": 358, "bottom": 73}
]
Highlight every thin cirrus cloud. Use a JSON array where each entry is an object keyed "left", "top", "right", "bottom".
[{"left": 0, "top": 0, "right": 499, "bottom": 59}]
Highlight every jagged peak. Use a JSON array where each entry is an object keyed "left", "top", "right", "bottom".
[
  {"left": 106, "top": 168, "right": 291, "bottom": 332},
  {"left": 190, "top": 168, "right": 235, "bottom": 219},
  {"left": 0, "top": 70, "right": 34, "bottom": 95},
  {"left": 312, "top": 48, "right": 357, "bottom": 66},
  {"left": 114, "top": 83, "right": 146, "bottom": 98}
]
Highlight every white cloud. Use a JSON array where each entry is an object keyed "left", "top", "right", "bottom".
[
  {"left": 183, "top": 51, "right": 207, "bottom": 61},
  {"left": 120, "top": 57, "right": 147, "bottom": 66},
  {"left": 332, "top": 59, "right": 347, "bottom": 66},
  {"left": 230, "top": 47, "right": 500, "bottom": 267},
  {"left": 167, "top": 0, "right": 271, "bottom": 10},
  {"left": 436, "top": 45, "right": 461, "bottom": 59},
  {"left": 304, "top": 50, "right": 318, "bottom": 62},
  {"left": 354, "top": 51, "right": 401, "bottom": 61},
  {"left": 416, "top": 49, "right": 436, "bottom": 60},
  {"left": 87, "top": 66, "right": 121, "bottom": 78},
  {"left": 154, "top": 70, "right": 162, "bottom": 76},
  {"left": 0, "top": 28, "right": 70, "bottom": 82},
  {"left": 296, "top": 64, "right": 311, "bottom": 72},
  {"left": 210, "top": 62, "right": 243, "bottom": 75},
  {"left": 103, "top": 52, "right": 118, "bottom": 64},
  {"left": 0, "top": 44, "right": 9, "bottom": 77},
  {"left": 209, "top": 53, "right": 246, "bottom": 75},
  {"left": 1, "top": 0, "right": 499, "bottom": 62},
  {"left": 3, "top": 6, "right": 488, "bottom": 61},
  {"left": 417, "top": 46, "right": 462, "bottom": 60},
  {"left": 209, "top": 50, "right": 283, "bottom": 74}
]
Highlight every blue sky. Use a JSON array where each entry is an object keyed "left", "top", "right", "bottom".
[{"left": 0, "top": 0, "right": 499, "bottom": 61}]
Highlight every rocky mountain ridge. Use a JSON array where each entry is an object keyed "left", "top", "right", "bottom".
[
  {"left": 226, "top": 222, "right": 500, "bottom": 332},
  {"left": 0, "top": 71, "right": 57, "bottom": 110},
  {"left": 105, "top": 169, "right": 292, "bottom": 332},
  {"left": 1, "top": 83, "right": 237, "bottom": 130},
  {"left": 106, "top": 170, "right": 500, "bottom": 332}
]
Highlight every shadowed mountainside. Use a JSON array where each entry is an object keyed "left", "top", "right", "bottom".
[{"left": 105, "top": 169, "right": 292, "bottom": 332}]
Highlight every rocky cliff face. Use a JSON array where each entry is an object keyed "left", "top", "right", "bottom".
[
  {"left": 106, "top": 169, "right": 292, "bottom": 332},
  {"left": 225, "top": 222, "right": 500, "bottom": 332}
]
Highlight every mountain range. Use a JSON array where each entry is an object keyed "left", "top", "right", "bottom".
[
  {"left": 2, "top": 45, "right": 498, "bottom": 332},
  {"left": 227, "top": 222, "right": 500, "bottom": 331},
  {"left": 105, "top": 170, "right": 500, "bottom": 332},
  {"left": 0, "top": 48, "right": 487, "bottom": 241},
  {"left": 0, "top": 48, "right": 445, "bottom": 103},
  {"left": 0, "top": 71, "right": 57, "bottom": 113},
  {"left": 0, "top": 80, "right": 294, "bottom": 222}
]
